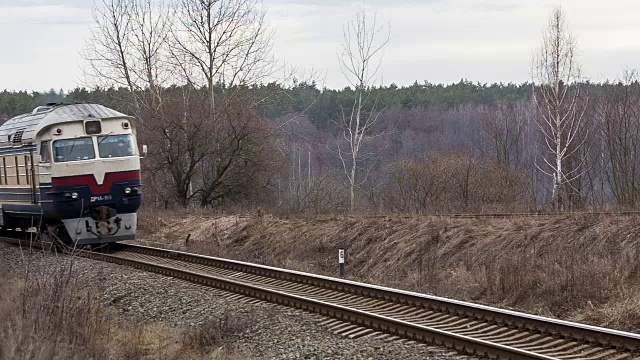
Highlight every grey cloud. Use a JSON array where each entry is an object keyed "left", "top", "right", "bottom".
[
  {"left": 0, "top": 1, "right": 92, "bottom": 25},
  {"left": 267, "top": 0, "right": 442, "bottom": 7},
  {"left": 24, "top": 17, "right": 92, "bottom": 25},
  {"left": 0, "top": 0, "right": 91, "bottom": 8},
  {"left": 470, "top": 2, "right": 521, "bottom": 12}
]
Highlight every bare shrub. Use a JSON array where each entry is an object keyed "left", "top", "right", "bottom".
[
  {"left": 182, "top": 308, "right": 255, "bottom": 357},
  {"left": 383, "top": 159, "right": 447, "bottom": 213},
  {"left": 278, "top": 174, "right": 349, "bottom": 215},
  {"left": 384, "top": 153, "right": 531, "bottom": 213}
]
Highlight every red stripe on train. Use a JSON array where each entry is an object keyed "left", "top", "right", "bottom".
[{"left": 51, "top": 170, "right": 141, "bottom": 194}]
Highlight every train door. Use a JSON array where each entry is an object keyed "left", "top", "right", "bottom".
[
  {"left": 27, "top": 150, "right": 37, "bottom": 203},
  {"left": 38, "top": 141, "right": 52, "bottom": 191}
]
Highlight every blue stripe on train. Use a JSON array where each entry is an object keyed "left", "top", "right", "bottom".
[
  {"left": 2, "top": 204, "right": 43, "bottom": 218},
  {"left": 39, "top": 179, "right": 142, "bottom": 219},
  {"left": 1, "top": 178, "right": 142, "bottom": 220},
  {"left": 0, "top": 145, "right": 37, "bottom": 156}
]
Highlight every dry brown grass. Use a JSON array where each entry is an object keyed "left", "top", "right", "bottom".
[
  {"left": 0, "top": 261, "right": 113, "bottom": 360},
  {"left": 139, "top": 211, "right": 640, "bottom": 332},
  {"left": 0, "top": 253, "right": 248, "bottom": 360},
  {"left": 137, "top": 208, "right": 249, "bottom": 251}
]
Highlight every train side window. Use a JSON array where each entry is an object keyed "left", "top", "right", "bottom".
[
  {"left": 15, "top": 156, "right": 19, "bottom": 185},
  {"left": 2, "top": 158, "right": 6, "bottom": 185},
  {"left": 40, "top": 141, "right": 51, "bottom": 163}
]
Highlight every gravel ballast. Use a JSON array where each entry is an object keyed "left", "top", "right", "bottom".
[{"left": 0, "top": 241, "right": 477, "bottom": 359}]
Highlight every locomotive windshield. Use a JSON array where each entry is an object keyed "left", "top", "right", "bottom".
[
  {"left": 53, "top": 138, "right": 96, "bottom": 162},
  {"left": 97, "top": 134, "right": 135, "bottom": 158}
]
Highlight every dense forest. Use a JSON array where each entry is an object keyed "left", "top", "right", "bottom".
[
  {"left": 2, "top": 2, "right": 638, "bottom": 214},
  {"left": 2, "top": 78, "right": 639, "bottom": 214}
]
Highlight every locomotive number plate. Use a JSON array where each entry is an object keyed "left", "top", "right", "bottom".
[{"left": 91, "top": 195, "right": 113, "bottom": 202}]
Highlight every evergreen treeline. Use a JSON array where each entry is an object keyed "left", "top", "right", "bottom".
[{"left": 0, "top": 80, "right": 532, "bottom": 124}]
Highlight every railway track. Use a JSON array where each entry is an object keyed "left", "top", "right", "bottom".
[
  {"left": 4, "top": 238, "right": 640, "bottom": 359},
  {"left": 369, "top": 211, "right": 640, "bottom": 219},
  {"left": 126, "top": 210, "right": 640, "bottom": 222}
]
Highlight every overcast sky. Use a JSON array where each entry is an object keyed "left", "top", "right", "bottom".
[{"left": 1, "top": 0, "right": 639, "bottom": 92}]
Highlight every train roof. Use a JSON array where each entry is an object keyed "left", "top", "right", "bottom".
[{"left": 0, "top": 103, "right": 131, "bottom": 148}]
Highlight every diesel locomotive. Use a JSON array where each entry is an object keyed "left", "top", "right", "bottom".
[{"left": 0, "top": 103, "right": 143, "bottom": 244}]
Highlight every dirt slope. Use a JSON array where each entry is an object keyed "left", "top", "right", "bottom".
[{"left": 138, "top": 212, "right": 640, "bottom": 332}]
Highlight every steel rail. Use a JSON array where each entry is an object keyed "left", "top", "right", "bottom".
[
  {"left": 110, "top": 243, "right": 640, "bottom": 359},
  {"left": 365, "top": 211, "right": 640, "bottom": 219},
  {"left": 92, "top": 249, "right": 556, "bottom": 359},
  {"left": 3, "top": 237, "right": 639, "bottom": 359},
  {"left": 123, "top": 210, "right": 640, "bottom": 222}
]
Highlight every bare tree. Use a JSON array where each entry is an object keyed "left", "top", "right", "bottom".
[
  {"left": 333, "top": 8, "right": 390, "bottom": 212},
  {"left": 84, "top": 0, "right": 282, "bottom": 209},
  {"left": 129, "top": 0, "right": 172, "bottom": 109},
  {"left": 83, "top": 0, "right": 172, "bottom": 115},
  {"left": 144, "top": 90, "right": 212, "bottom": 207},
  {"left": 195, "top": 99, "right": 280, "bottom": 206},
  {"left": 84, "top": 0, "right": 137, "bottom": 98},
  {"left": 171, "top": 0, "right": 275, "bottom": 113},
  {"left": 169, "top": 0, "right": 279, "bottom": 207},
  {"left": 138, "top": 85, "right": 281, "bottom": 208},
  {"left": 479, "top": 101, "right": 530, "bottom": 170},
  {"left": 598, "top": 70, "right": 640, "bottom": 207},
  {"left": 532, "top": 6, "right": 589, "bottom": 211}
]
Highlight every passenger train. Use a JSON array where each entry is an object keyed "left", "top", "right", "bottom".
[{"left": 0, "top": 103, "right": 143, "bottom": 244}]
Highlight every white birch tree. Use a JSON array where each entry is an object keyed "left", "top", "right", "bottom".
[
  {"left": 532, "top": 6, "right": 589, "bottom": 211},
  {"left": 334, "top": 8, "right": 390, "bottom": 212}
]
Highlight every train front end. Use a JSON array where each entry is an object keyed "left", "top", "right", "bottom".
[{"left": 39, "top": 112, "right": 142, "bottom": 244}]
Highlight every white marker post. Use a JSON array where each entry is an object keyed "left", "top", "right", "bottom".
[{"left": 338, "top": 249, "right": 345, "bottom": 278}]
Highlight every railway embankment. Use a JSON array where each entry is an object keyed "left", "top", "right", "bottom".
[
  {"left": 138, "top": 211, "right": 640, "bottom": 333},
  {"left": 0, "top": 241, "right": 473, "bottom": 360}
]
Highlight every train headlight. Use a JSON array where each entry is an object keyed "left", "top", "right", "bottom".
[
  {"left": 124, "top": 187, "right": 132, "bottom": 194},
  {"left": 64, "top": 192, "right": 79, "bottom": 200}
]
